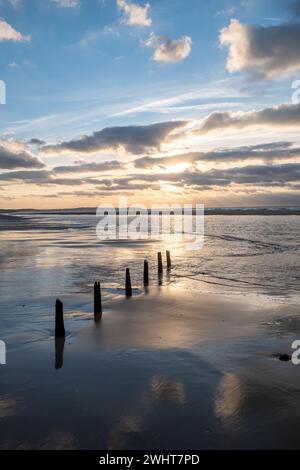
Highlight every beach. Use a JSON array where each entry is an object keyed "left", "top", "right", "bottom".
[{"left": 0, "top": 211, "right": 299, "bottom": 449}]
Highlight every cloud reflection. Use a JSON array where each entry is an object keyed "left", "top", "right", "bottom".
[{"left": 214, "top": 372, "right": 242, "bottom": 419}]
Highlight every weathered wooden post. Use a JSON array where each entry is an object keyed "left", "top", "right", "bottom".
[
  {"left": 158, "top": 252, "right": 163, "bottom": 286},
  {"left": 55, "top": 299, "right": 65, "bottom": 338},
  {"left": 144, "top": 260, "right": 149, "bottom": 286},
  {"left": 166, "top": 250, "right": 171, "bottom": 270},
  {"left": 94, "top": 281, "right": 102, "bottom": 318},
  {"left": 126, "top": 268, "right": 132, "bottom": 297},
  {"left": 158, "top": 252, "right": 163, "bottom": 275}
]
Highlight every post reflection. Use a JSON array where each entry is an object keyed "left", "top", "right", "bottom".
[{"left": 55, "top": 337, "right": 65, "bottom": 370}]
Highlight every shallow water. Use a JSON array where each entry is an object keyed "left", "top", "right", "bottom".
[
  {"left": 0, "top": 212, "right": 299, "bottom": 449},
  {"left": 1, "top": 213, "right": 299, "bottom": 300}
]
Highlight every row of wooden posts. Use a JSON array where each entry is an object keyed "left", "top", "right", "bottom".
[{"left": 55, "top": 250, "right": 172, "bottom": 338}]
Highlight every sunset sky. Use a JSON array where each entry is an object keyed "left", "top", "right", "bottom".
[{"left": 0, "top": 0, "right": 300, "bottom": 208}]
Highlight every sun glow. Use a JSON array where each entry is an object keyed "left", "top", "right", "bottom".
[{"left": 164, "top": 162, "right": 189, "bottom": 173}]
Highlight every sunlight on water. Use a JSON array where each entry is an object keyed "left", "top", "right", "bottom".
[
  {"left": 0, "top": 212, "right": 300, "bottom": 449},
  {"left": 0, "top": 212, "right": 298, "bottom": 341}
]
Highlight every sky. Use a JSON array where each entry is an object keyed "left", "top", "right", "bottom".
[{"left": 0, "top": 0, "right": 300, "bottom": 208}]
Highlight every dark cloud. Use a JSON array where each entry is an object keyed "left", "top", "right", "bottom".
[
  {"left": 0, "top": 143, "right": 45, "bottom": 169},
  {"left": 28, "top": 138, "right": 46, "bottom": 146},
  {"left": 164, "top": 163, "right": 300, "bottom": 188},
  {"left": 220, "top": 18, "right": 300, "bottom": 79},
  {"left": 133, "top": 141, "right": 300, "bottom": 168},
  {"left": 86, "top": 163, "right": 300, "bottom": 190},
  {"left": 201, "top": 162, "right": 300, "bottom": 187},
  {"left": 1, "top": 155, "right": 298, "bottom": 195},
  {"left": 0, "top": 170, "right": 87, "bottom": 186},
  {"left": 197, "top": 103, "right": 300, "bottom": 134},
  {"left": 42, "top": 121, "right": 187, "bottom": 155},
  {"left": 53, "top": 160, "right": 123, "bottom": 173}
]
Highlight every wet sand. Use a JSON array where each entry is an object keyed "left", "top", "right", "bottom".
[
  {"left": 0, "top": 214, "right": 30, "bottom": 231},
  {"left": 1, "top": 286, "right": 300, "bottom": 450}
]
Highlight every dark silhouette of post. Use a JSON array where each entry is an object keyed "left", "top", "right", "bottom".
[
  {"left": 94, "top": 281, "right": 102, "bottom": 319},
  {"left": 126, "top": 268, "right": 132, "bottom": 297},
  {"left": 166, "top": 250, "right": 171, "bottom": 271},
  {"left": 144, "top": 260, "right": 149, "bottom": 286},
  {"left": 55, "top": 337, "right": 65, "bottom": 370},
  {"left": 158, "top": 252, "right": 163, "bottom": 275},
  {"left": 55, "top": 299, "right": 65, "bottom": 338}
]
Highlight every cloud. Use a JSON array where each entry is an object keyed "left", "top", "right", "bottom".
[
  {"left": 128, "top": 162, "right": 300, "bottom": 189},
  {"left": 117, "top": 0, "right": 151, "bottom": 27},
  {"left": 51, "top": 0, "right": 80, "bottom": 7},
  {"left": 197, "top": 103, "right": 300, "bottom": 134},
  {"left": 0, "top": 18, "right": 30, "bottom": 42},
  {"left": 220, "top": 18, "right": 300, "bottom": 79},
  {"left": 28, "top": 138, "right": 46, "bottom": 146},
  {"left": 53, "top": 160, "right": 123, "bottom": 173},
  {"left": 133, "top": 141, "right": 300, "bottom": 168},
  {"left": 0, "top": 141, "right": 44, "bottom": 169},
  {"left": 215, "top": 6, "right": 237, "bottom": 17},
  {"left": 42, "top": 121, "right": 187, "bottom": 155},
  {"left": 200, "top": 162, "right": 300, "bottom": 187},
  {"left": 0, "top": 170, "right": 86, "bottom": 186},
  {"left": 94, "top": 162, "right": 300, "bottom": 192},
  {"left": 6, "top": 0, "right": 81, "bottom": 7},
  {"left": 6, "top": 0, "right": 22, "bottom": 8},
  {"left": 1, "top": 155, "right": 299, "bottom": 195},
  {"left": 145, "top": 33, "right": 192, "bottom": 63},
  {"left": 75, "top": 26, "right": 120, "bottom": 49}
]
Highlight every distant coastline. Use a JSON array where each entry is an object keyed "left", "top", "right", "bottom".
[{"left": 1, "top": 206, "right": 300, "bottom": 216}]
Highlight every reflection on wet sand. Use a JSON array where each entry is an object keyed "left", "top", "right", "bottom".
[
  {"left": 0, "top": 214, "right": 300, "bottom": 450},
  {"left": 108, "top": 413, "right": 143, "bottom": 450},
  {"left": 214, "top": 372, "right": 242, "bottom": 419},
  {"left": 0, "top": 394, "right": 17, "bottom": 418},
  {"left": 150, "top": 375, "right": 185, "bottom": 404},
  {"left": 262, "top": 314, "right": 300, "bottom": 337},
  {"left": 40, "top": 430, "right": 77, "bottom": 450},
  {"left": 108, "top": 375, "right": 186, "bottom": 449},
  {"left": 76, "top": 287, "right": 275, "bottom": 354}
]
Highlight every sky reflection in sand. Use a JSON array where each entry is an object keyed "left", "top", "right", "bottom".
[{"left": 0, "top": 214, "right": 300, "bottom": 449}]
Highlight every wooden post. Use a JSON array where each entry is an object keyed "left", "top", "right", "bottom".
[
  {"left": 94, "top": 281, "right": 102, "bottom": 318},
  {"left": 126, "top": 268, "right": 132, "bottom": 297},
  {"left": 144, "top": 260, "right": 149, "bottom": 286},
  {"left": 166, "top": 250, "right": 171, "bottom": 270},
  {"left": 55, "top": 299, "right": 65, "bottom": 338},
  {"left": 158, "top": 252, "right": 163, "bottom": 274}
]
